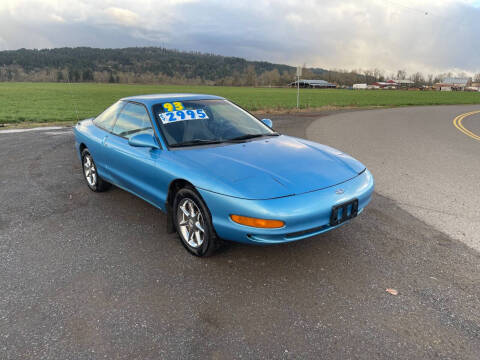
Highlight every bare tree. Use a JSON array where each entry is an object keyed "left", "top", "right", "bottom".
[
  {"left": 410, "top": 72, "right": 425, "bottom": 86},
  {"left": 433, "top": 75, "right": 442, "bottom": 84},
  {"left": 427, "top": 74, "right": 433, "bottom": 85},
  {"left": 396, "top": 69, "right": 407, "bottom": 80},
  {"left": 363, "top": 69, "right": 373, "bottom": 83},
  {"left": 373, "top": 68, "right": 383, "bottom": 82}
]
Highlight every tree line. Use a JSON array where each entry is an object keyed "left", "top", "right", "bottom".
[
  {"left": 0, "top": 47, "right": 296, "bottom": 86},
  {"left": 0, "top": 47, "right": 478, "bottom": 87}
]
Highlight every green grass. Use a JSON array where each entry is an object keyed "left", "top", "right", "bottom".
[{"left": 1, "top": 82, "right": 479, "bottom": 124}]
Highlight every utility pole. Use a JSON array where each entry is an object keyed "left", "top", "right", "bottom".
[{"left": 296, "top": 66, "right": 302, "bottom": 109}]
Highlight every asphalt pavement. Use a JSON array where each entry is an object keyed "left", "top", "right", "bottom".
[
  {"left": 307, "top": 105, "right": 480, "bottom": 251},
  {"left": 1, "top": 106, "right": 479, "bottom": 359}
]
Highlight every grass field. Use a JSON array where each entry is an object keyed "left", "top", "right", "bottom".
[{"left": 1, "top": 82, "right": 480, "bottom": 124}]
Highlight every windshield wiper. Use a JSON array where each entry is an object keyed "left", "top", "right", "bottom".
[
  {"left": 170, "top": 133, "right": 281, "bottom": 147},
  {"left": 226, "top": 132, "right": 280, "bottom": 142},
  {"left": 169, "top": 139, "right": 224, "bottom": 148}
]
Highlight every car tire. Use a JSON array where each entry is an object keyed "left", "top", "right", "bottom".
[
  {"left": 173, "top": 186, "right": 221, "bottom": 257},
  {"left": 81, "top": 148, "right": 111, "bottom": 192}
]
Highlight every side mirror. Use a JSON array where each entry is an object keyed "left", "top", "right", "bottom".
[
  {"left": 128, "top": 133, "right": 160, "bottom": 149},
  {"left": 261, "top": 118, "right": 273, "bottom": 128}
]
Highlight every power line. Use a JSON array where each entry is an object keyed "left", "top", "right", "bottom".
[{"left": 382, "top": 0, "right": 436, "bottom": 17}]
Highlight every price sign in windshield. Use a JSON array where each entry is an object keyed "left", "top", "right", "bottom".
[{"left": 159, "top": 109, "right": 209, "bottom": 124}]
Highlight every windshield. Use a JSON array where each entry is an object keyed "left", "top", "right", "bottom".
[{"left": 153, "top": 99, "right": 275, "bottom": 147}]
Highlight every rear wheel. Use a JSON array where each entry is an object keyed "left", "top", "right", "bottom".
[
  {"left": 81, "top": 148, "right": 111, "bottom": 192},
  {"left": 173, "top": 186, "right": 220, "bottom": 257}
]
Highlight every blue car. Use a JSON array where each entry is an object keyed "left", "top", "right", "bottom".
[{"left": 74, "top": 94, "right": 374, "bottom": 256}]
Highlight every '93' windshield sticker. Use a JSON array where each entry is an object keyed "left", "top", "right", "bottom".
[
  {"left": 162, "top": 102, "right": 184, "bottom": 112},
  {"left": 159, "top": 109, "right": 209, "bottom": 124}
]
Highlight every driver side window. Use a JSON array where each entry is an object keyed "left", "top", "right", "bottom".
[
  {"left": 93, "top": 101, "right": 124, "bottom": 131},
  {"left": 112, "top": 102, "right": 153, "bottom": 139}
]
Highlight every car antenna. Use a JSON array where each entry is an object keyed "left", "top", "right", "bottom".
[{"left": 66, "top": 69, "right": 80, "bottom": 123}]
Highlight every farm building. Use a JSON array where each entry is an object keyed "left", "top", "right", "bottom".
[
  {"left": 372, "top": 81, "right": 396, "bottom": 89},
  {"left": 390, "top": 79, "right": 415, "bottom": 88},
  {"left": 470, "top": 82, "right": 480, "bottom": 91},
  {"left": 465, "top": 86, "right": 480, "bottom": 92},
  {"left": 365, "top": 79, "right": 415, "bottom": 89},
  {"left": 289, "top": 79, "right": 336, "bottom": 88},
  {"left": 434, "top": 77, "right": 472, "bottom": 91},
  {"left": 353, "top": 83, "right": 367, "bottom": 89}
]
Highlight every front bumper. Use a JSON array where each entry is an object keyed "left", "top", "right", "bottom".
[{"left": 198, "top": 169, "right": 374, "bottom": 244}]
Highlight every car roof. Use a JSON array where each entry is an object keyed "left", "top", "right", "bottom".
[{"left": 120, "top": 93, "right": 225, "bottom": 106}]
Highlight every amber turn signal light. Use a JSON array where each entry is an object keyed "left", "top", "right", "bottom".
[{"left": 230, "top": 215, "right": 284, "bottom": 228}]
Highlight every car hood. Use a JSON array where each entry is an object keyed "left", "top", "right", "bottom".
[{"left": 172, "top": 135, "right": 366, "bottom": 200}]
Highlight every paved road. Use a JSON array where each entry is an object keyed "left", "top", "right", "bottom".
[
  {"left": 1, "top": 107, "right": 479, "bottom": 359},
  {"left": 461, "top": 110, "right": 480, "bottom": 137},
  {"left": 308, "top": 105, "right": 480, "bottom": 251}
]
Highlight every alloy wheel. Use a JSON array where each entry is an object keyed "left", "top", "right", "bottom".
[
  {"left": 83, "top": 155, "right": 97, "bottom": 187},
  {"left": 177, "top": 198, "right": 205, "bottom": 248}
]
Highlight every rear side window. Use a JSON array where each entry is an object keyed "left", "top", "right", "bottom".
[
  {"left": 112, "top": 102, "right": 153, "bottom": 139},
  {"left": 93, "top": 101, "right": 124, "bottom": 131}
]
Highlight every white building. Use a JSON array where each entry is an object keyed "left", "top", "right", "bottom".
[
  {"left": 392, "top": 79, "right": 415, "bottom": 87},
  {"left": 434, "top": 77, "right": 472, "bottom": 91},
  {"left": 353, "top": 83, "right": 367, "bottom": 89}
]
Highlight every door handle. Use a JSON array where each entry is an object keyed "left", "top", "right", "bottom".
[{"left": 102, "top": 135, "right": 108, "bottom": 146}]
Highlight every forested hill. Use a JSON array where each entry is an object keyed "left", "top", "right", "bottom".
[{"left": 0, "top": 47, "right": 370, "bottom": 86}]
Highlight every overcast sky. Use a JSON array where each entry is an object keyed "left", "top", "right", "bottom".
[{"left": 0, "top": 0, "right": 479, "bottom": 75}]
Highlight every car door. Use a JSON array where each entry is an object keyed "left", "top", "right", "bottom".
[
  {"left": 104, "top": 102, "right": 164, "bottom": 204},
  {"left": 89, "top": 100, "right": 125, "bottom": 178}
]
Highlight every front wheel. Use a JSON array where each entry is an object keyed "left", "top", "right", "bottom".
[
  {"left": 173, "top": 186, "right": 221, "bottom": 257},
  {"left": 81, "top": 148, "right": 111, "bottom": 192}
]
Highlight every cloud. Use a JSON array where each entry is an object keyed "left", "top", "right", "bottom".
[
  {"left": 104, "top": 7, "right": 139, "bottom": 26},
  {"left": 0, "top": 0, "right": 478, "bottom": 75},
  {"left": 0, "top": 37, "right": 8, "bottom": 51},
  {"left": 49, "top": 14, "right": 65, "bottom": 23}
]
